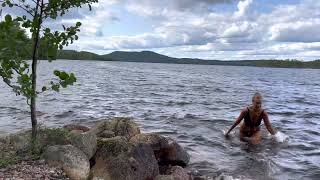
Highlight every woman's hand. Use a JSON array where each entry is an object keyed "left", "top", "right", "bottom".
[{"left": 223, "top": 129, "right": 230, "bottom": 138}]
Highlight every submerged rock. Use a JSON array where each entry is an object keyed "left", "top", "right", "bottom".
[
  {"left": 90, "top": 136, "right": 159, "bottom": 180},
  {"left": 42, "top": 145, "right": 90, "bottom": 180}
]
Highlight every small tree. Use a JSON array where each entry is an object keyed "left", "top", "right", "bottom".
[{"left": 0, "top": 0, "right": 98, "bottom": 141}]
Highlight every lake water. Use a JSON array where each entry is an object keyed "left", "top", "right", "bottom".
[{"left": 0, "top": 61, "right": 319, "bottom": 179}]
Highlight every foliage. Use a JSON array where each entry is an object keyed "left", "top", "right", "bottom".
[
  {"left": 0, "top": 0, "right": 98, "bottom": 142},
  {"left": 55, "top": 50, "right": 113, "bottom": 61},
  {"left": 0, "top": 151, "right": 21, "bottom": 168}
]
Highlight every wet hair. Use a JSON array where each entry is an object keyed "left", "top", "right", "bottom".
[{"left": 252, "top": 92, "right": 262, "bottom": 102}]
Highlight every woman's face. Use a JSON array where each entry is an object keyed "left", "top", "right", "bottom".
[{"left": 253, "top": 96, "right": 262, "bottom": 109}]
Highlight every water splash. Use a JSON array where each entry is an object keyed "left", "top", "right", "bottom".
[{"left": 271, "top": 131, "right": 289, "bottom": 143}]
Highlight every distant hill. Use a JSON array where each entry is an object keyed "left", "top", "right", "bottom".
[
  {"left": 56, "top": 50, "right": 320, "bottom": 69},
  {"left": 56, "top": 50, "right": 113, "bottom": 61}
]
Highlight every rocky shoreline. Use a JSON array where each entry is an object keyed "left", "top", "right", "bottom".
[{"left": 0, "top": 117, "right": 218, "bottom": 180}]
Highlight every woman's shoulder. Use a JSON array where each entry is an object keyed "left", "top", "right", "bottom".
[{"left": 241, "top": 106, "right": 250, "bottom": 113}]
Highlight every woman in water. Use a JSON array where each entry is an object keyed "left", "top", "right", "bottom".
[{"left": 225, "top": 92, "right": 276, "bottom": 144}]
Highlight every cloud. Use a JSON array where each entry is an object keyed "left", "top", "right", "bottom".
[
  {"left": 2, "top": 0, "right": 320, "bottom": 60},
  {"left": 270, "top": 20, "right": 320, "bottom": 42},
  {"left": 234, "top": 0, "right": 252, "bottom": 18}
]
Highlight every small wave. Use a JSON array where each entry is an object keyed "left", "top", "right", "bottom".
[
  {"left": 214, "top": 88, "right": 227, "bottom": 93},
  {"left": 165, "top": 101, "right": 192, "bottom": 106},
  {"left": 293, "top": 98, "right": 318, "bottom": 106},
  {"left": 289, "top": 143, "right": 316, "bottom": 151},
  {"left": 54, "top": 111, "right": 74, "bottom": 118},
  {"left": 303, "top": 129, "right": 320, "bottom": 136},
  {"left": 303, "top": 150, "right": 320, "bottom": 156},
  {"left": 269, "top": 111, "right": 295, "bottom": 116},
  {"left": 299, "top": 112, "right": 320, "bottom": 119}
]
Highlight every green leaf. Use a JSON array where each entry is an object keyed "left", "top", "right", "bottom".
[
  {"left": 45, "top": 28, "right": 50, "bottom": 33},
  {"left": 58, "top": 71, "right": 69, "bottom": 80},
  {"left": 5, "top": 15, "right": 12, "bottom": 22},
  {"left": 53, "top": 70, "right": 60, "bottom": 76},
  {"left": 52, "top": 84, "right": 60, "bottom": 92},
  {"left": 76, "top": 22, "right": 82, "bottom": 27}
]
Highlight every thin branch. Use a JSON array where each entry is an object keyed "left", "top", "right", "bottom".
[{"left": 13, "top": 4, "right": 34, "bottom": 17}]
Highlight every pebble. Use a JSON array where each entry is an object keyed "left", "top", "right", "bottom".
[{"left": 0, "top": 160, "right": 69, "bottom": 180}]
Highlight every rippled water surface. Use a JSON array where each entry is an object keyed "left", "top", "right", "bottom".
[{"left": 1, "top": 61, "right": 320, "bottom": 179}]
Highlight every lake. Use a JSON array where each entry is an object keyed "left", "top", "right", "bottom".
[{"left": 0, "top": 61, "right": 319, "bottom": 179}]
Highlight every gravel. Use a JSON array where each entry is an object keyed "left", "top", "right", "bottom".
[{"left": 0, "top": 159, "right": 69, "bottom": 180}]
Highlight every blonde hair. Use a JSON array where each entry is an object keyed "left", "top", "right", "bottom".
[{"left": 252, "top": 92, "right": 262, "bottom": 102}]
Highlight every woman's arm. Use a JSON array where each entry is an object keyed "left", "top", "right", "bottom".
[
  {"left": 263, "top": 111, "right": 276, "bottom": 135},
  {"left": 225, "top": 108, "right": 247, "bottom": 136}
]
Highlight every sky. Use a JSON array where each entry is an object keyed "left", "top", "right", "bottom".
[{"left": 2, "top": 0, "right": 320, "bottom": 60}]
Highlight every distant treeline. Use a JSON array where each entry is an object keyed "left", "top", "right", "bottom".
[
  {"left": 55, "top": 50, "right": 320, "bottom": 69},
  {"left": 2, "top": 21, "right": 319, "bottom": 69}
]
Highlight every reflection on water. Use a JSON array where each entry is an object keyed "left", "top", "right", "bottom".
[{"left": 0, "top": 61, "right": 319, "bottom": 180}]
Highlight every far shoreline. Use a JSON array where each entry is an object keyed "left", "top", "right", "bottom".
[{"left": 42, "top": 58, "right": 320, "bottom": 70}]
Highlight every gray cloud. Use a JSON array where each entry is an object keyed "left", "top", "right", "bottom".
[{"left": 270, "top": 21, "right": 320, "bottom": 42}]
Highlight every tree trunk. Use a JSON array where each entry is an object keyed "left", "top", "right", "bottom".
[{"left": 30, "top": 0, "right": 43, "bottom": 140}]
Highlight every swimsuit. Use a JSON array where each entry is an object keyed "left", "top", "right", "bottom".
[{"left": 242, "top": 107, "right": 264, "bottom": 136}]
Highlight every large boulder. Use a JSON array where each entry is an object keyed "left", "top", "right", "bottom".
[
  {"left": 90, "top": 136, "right": 159, "bottom": 180},
  {"left": 130, "top": 134, "right": 190, "bottom": 167},
  {"left": 70, "top": 130, "right": 97, "bottom": 159},
  {"left": 130, "top": 133, "right": 170, "bottom": 160},
  {"left": 37, "top": 128, "right": 72, "bottom": 148},
  {"left": 155, "top": 175, "right": 175, "bottom": 180},
  {"left": 155, "top": 166, "right": 192, "bottom": 180},
  {"left": 92, "top": 117, "right": 140, "bottom": 140},
  {"left": 63, "top": 124, "right": 90, "bottom": 133},
  {"left": 166, "top": 166, "right": 192, "bottom": 180},
  {"left": 98, "top": 130, "right": 115, "bottom": 138},
  {"left": 0, "top": 128, "right": 71, "bottom": 151},
  {"left": 42, "top": 145, "right": 90, "bottom": 180},
  {"left": 163, "top": 138, "right": 190, "bottom": 167}
]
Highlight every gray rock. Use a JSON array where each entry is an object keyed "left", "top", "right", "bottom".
[
  {"left": 91, "top": 117, "right": 140, "bottom": 140},
  {"left": 131, "top": 134, "right": 190, "bottom": 167},
  {"left": 91, "top": 136, "right": 159, "bottom": 180},
  {"left": 43, "top": 145, "right": 90, "bottom": 180},
  {"left": 164, "top": 138, "right": 190, "bottom": 167},
  {"left": 106, "top": 117, "right": 140, "bottom": 140},
  {"left": 166, "top": 166, "right": 192, "bottom": 180},
  {"left": 130, "top": 133, "right": 170, "bottom": 151},
  {"left": 155, "top": 175, "right": 175, "bottom": 180},
  {"left": 97, "top": 130, "right": 115, "bottom": 138},
  {"left": 130, "top": 133, "right": 170, "bottom": 161},
  {"left": 70, "top": 130, "right": 97, "bottom": 159},
  {"left": 63, "top": 124, "right": 90, "bottom": 132}
]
